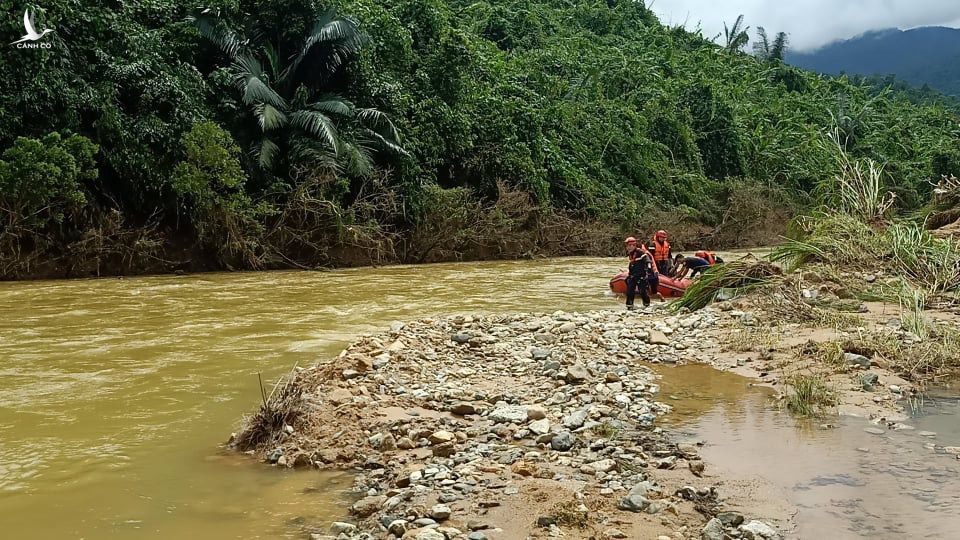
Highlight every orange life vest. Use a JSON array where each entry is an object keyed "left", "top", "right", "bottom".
[
  {"left": 652, "top": 238, "right": 671, "bottom": 261},
  {"left": 695, "top": 250, "right": 717, "bottom": 265}
]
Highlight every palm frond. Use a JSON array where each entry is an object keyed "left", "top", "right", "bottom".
[
  {"left": 310, "top": 97, "right": 355, "bottom": 117},
  {"left": 770, "top": 32, "right": 789, "bottom": 62},
  {"left": 290, "top": 110, "right": 339, "bottom": 152},
  {"left": 753, "top": 26, "right": 770, "bottom": 59},
  {"left": 289, "top": 138, "right": 339, "bottom": 171},
  {"left": 261, "top": 42, "right": 281, "bottom": 81},
  {"left": 190, "top": 12, "right": 244, "bottom": 58},
  {"left": 363, "top": 128, "right": 409, "bottom": 157},
  {"left": 337, "top": 139, "right": 375, "bottom": 178},
  {"left": 256, "top": 138, "right": 280, "bottom": 169},
  {"left": 233, "top": 54, "right": 286, "bottom": 108},
  {"left": 356, "top": 108, "right": 401, "bottom": 143},
  {"left": 286, "top": 10, "right": 365, "bottom": 80},
  {"left": 255, "top": 104, "right": 288, "bottom": 132}
]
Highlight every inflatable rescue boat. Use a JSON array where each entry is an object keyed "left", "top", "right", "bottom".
[{"left": 609, "top": 272, "right": 692, "bottom": 298}]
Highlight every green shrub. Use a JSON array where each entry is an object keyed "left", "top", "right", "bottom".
[{"left": 0, "top": 132, "right": 98, "bottom": 227}]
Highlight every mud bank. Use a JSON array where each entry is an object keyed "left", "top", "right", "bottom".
[{"left": 232, "top": 308, "right": 794, "bottom": 540}]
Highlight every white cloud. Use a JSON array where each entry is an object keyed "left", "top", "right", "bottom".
[{"left": 650, "top": 0, "right": 960, "bottom": 51}]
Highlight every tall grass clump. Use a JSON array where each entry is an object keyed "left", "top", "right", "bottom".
[
  {"left": 899, "top": 288, "right": 930, "bottom": 340},
  {"left": 772, "top": 212, "right": 885, "bottom": 269},
  {"left": 815, "top": 131, "right": 896, "bottom": 224},
  {"left": 674, "top": 259, "right": 782, "bottom": 311},
  {"left": 785, "top": 373, "right": 837, "bottom": 417},
  {"left": 887, "top": 222, "right": 960, "bottom": 293}
]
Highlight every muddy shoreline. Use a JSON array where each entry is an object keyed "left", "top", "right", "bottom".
[
  {"left": 233, "top": 308, "right": 805, "bottom": 539},
  {"left": 229, "top": 260, "right": 960, "bottom": 539}
]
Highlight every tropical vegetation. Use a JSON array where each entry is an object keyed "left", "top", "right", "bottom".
[{"left": 2, "top": 0, "right": 959, "bottom": 278}]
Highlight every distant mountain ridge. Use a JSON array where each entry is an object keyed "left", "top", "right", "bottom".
[{"left": 788, "top": 26, "right": 960, "bottom": 97}]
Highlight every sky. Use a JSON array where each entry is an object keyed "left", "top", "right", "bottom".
[{"left": 649, "top": 0, "right": 960, "bottom": 52}]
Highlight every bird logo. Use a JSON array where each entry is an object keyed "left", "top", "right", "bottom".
[{"left": 11, "top": 8, "right": 54, "bottom": 46}]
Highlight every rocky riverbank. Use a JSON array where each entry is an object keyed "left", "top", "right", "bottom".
[{"left": 232, "top": 308, "right": 793, "bottom": 540}]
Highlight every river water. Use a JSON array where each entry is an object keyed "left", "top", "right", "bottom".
[{"left": 1, "top": 257, "right": 957, "bottom": 539}]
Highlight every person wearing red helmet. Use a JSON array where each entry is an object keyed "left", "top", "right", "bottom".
[
  {"left": 623, "top": 236, "right": 652, "bottom": 310},
  {"left": 650, "top": 230, "right": 673, "bottom": 275}
]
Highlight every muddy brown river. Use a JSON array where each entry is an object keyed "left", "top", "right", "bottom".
[{"left": 1, "top": 257, "right": 957, "bottom": 539}]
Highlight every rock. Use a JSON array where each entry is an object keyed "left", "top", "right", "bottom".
[
  {"left": 589, "top": 458, "right": 618, "bottom": 473},
  {"left": 865, "top": 274, "right": 877, "bottom": 283},
  {"left": 351, "top": 495, "right": 386, "bottom": 518},
  {"left": 740, "top": 520, "right": 780, "bottom": 540},
  {"left": 864, "top": 427, "right": 885, "bottom": 435},
  {"left": 330, "top": 522, "right": 357, "bottom": 534},
  {"left": 566, "top": 364, "right": 590, "bottom": 383},
  {"left": 450, "top": 402, "right": 478, "bottom": 416},
  {"left": 689, "top": 460, "right": 705, "bottom": 477},
  {"left": 438, "top": 492, "right": 460, "bottom": 503},
  {"left": 511, "top": 460, "right": 537, "bottom": 476},
  {"left": 944, "top": 446, "right": 960, "bottom": 455},
  {"left": 542, "top": 360, "right": 562, "bottom": 372},
  {"left": 388, "top": 519, "right": 408, "bottom": 536},
  {"left": 563, "top": 409, "right": 589, "bottom": 429},
  {"left": 327, "top": 388, "right": 353, "bottom": 404},
  {"left": 489, "top": 404, "right": 528, "bottom": 424},
  {"left": 618, "top": 494, "right": 650, "bottom": 512},
  {"left": 451, "top": 333, "right": 471, "bottom": 344},
  {"left": 844, "top": 352, "right": 871, "bottom": 369},
  {"left": 266, "top": 448, "right": 283, "bottom": 464},
  {"left": 369, "top": 432, "right": 396, "bottom": 451},
  {"left": 429, "top": 430, "right": 455, "bottom": 444},
  {"left": 718, "top": 512, "right": 745, "bottom": 527},
  {"left": 919, "top": 431, "right": 937, "bottom": 438},
  {"left": 413, "top": 530, "right": 446, "bottom": 540},
  {"left": 526, "top": 405, "right": 548, "bottom": 420},
  {"left": 677, "top": 442, "right": 700, "bottom": 459},
  {"left": 861, "top": 372, "right": 880, "bottom": 391},
  {"left": 276, "top": 455, "right": 288, "bottom": 467},
  {"left": 701, "top": 517, "right": 724, "bottom": 540},
  {"left": 430, "top": 504, "right": 452, "bottom": 521},
  {"left": 341, "top": 369, "right": 361, "bottom": 380},
  {"left": 432, "top": 442, "right": 456, "bottom": 457},
  {"left": 467, "top": 533, "right": 489, "bottom": 540},
  {"left": 532, "top": 347, "right": 552, "bottom": 361},
  {"left": 557, "top": 321, "right": 577, "bottom": 333},
  {"left": 656, "top": 455, "right": 677, "bottom": 469},
  {"left": 397, "top": 437, "right": 416, "bottom": 450},
  {"left": 466, "top": 521, "right": 491, "bottom": 531},
  {"left": 529, "top": 418, "right": 551, "bottom": 435},
  {"left": 604, "top": 528, "right": 629, "bottom": 539},
  {"left": 537, "top": 516, "right": 557, "bottom": 528},
  {"left": 551, "top": 431, "right": 575, "bottom": 451},
  {"left": 648, "top": 330, "right": 670, "bottom": 345}
]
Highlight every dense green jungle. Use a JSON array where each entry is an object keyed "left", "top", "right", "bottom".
[{"left": 2, "top": 0, "right": 959, "bottom": 279}]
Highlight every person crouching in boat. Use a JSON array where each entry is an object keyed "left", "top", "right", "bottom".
[
  {"left": 695, "top": 250, "right": 723, "bottom": 266},
  {"left": 624, "top": 237, "right": 653, "bottom": 310},
  {"left": 672, "top": 251, "right": 723, "bottom": 279},
  {"left": 650, "top": 230, "right": 673, "bottom": 275}
]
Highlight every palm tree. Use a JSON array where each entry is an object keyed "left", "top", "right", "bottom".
[
  {"left": 190, "top": 7, "right": 404, "bottom": 179},
  {"left": 753, "top": 26, "right": 789, "bottom": 63},
  {"left": 723, "top": 15, "right": 750, "bottom": 53}
]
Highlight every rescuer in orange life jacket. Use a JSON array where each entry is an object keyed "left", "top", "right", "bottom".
[
  {"left": 672, "top": 251, "right": 725, "bottom": 279},
  {"left": 623, "top": 236, "right": 654, "bottom": 310},
  {"left": 649, "top": 230, "right": 673, "bottom": 276}
]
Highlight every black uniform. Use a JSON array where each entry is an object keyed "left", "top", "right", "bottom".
[{"left": 626, "top": 249, "right": 653, "bottom": 308}]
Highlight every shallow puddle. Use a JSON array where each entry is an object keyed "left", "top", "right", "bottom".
[{"left": 658, "top": 364, "right": 960, "bottom": 539}]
